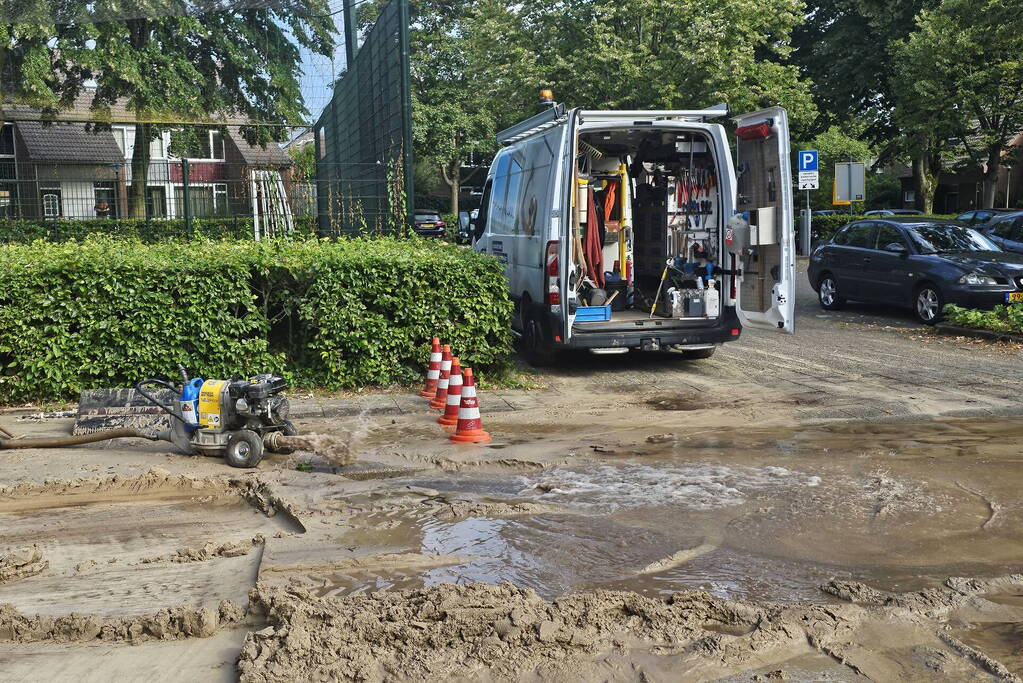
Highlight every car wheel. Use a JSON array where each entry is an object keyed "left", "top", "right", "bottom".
[
  {"left": 522, "top": 311, "right": 556, "bottom": 367},
  {"left": 817, "top": 274, "right": 846, "bottom": 310},
  {"left": 914, "top": 285, "right": 944, "bottom": 325}
]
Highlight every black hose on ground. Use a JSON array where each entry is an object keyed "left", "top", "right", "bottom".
[{"left": 0, "top": 428, "right": 155, "bottom": 450}]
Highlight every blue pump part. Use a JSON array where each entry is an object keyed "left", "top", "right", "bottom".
[{"left": 180, "top": 377, "right": 204, "bottom": 432}]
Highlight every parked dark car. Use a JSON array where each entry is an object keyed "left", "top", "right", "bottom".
[
  {"left": 978, "top": 210, "right": 1023, "bottom": 254},
  {"left": 956, "top": 208, "right": 1014, "bottom": 227},
  {"left": 412, "top": 211, "right": 447, "bottom": 237},
  {"left": 864, "top": 209, "right": 923, "bottom": 217},
  {"left": 808, "top": 218, "right": 1023, "bottom": 324}
]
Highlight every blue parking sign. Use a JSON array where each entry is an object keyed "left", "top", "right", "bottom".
[{"left": 798, "top": 150, "right": 819, "bottom": 172}]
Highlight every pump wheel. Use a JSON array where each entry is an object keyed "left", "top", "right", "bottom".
[
  {"left": 266, "top": 420, "right": 299, "bottom": 455},
  {"left": 225, "top": 429, "right": 264, "bottom": 469}
]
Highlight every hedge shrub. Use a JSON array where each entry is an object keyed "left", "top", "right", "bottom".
[
  {"left": 943, "top": 303, "right": 1023, "bottom": 334},
  {"left": 0, "top": 237, "right": 513, "bottom": 402},
  {"left": 0, "top": 216, "right": 319, "bottom": 244}
]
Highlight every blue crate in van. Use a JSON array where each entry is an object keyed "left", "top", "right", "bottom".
[{"left": 576, "top": 305, "right": 611, "bottom": 322}]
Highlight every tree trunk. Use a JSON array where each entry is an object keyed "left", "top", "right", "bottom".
[
  {"left": 440, "top": 158, "right": 460, "bottom": 216},
  {"left": 981, "top": 146, "right": 1001, "bottom": 209},
  {"left": 912, "top": 154, "right": 939, "bottom": 214},
  {"left": 128, "top": 119, "right": 151, "bottom": 218}
]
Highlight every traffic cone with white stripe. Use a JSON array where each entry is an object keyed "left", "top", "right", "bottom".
[
  {"left": 449, "top": 368, "right": 491, "bottom": 443},
  {"left": 419, "top": 337, "right": 443, "bottom": 398},
  {"left": 429, "top": 345, "right": 453, "bottom": 409},
  {"left": 438, "top": 358, "right": 463, "bottom": 426}
]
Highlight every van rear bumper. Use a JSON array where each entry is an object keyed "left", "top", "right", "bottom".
[{"left": 556, "top": 307, "right": 742, "bottom": 349}]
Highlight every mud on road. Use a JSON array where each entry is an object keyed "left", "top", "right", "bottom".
[{"left": 3, "top": 369, "right": 1023, "bottom": 681}]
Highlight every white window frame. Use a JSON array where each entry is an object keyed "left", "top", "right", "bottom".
[
  {"left": 42, "top": 189, "right": 61, "bottom": 218},
  {"left": 111, "top": 126, "right": 131, "bottom": 159},
  {"left": 904, "top": 190, "right": 916, "bottom": 204},
  {"left": 149, "top": 132, "right": 168, "bottom": 160},
  {"left": 174, "top": 182, "right": 229, "bottom": 213},
  {"left": 185, "top": 130, "right": 225, "bottom": 162}
]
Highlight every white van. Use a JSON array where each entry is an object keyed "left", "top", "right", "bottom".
[{"left": 471, "top": 103, "right": 795, "bottom": 364}]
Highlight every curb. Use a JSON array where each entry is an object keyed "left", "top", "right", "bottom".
[{"left": 934, "top": 323, "right": 1023, "bottom": 344}]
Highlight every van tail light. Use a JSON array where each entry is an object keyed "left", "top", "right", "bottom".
[{"left": 545, "top": 241, "right": 561, "bottom": 308}]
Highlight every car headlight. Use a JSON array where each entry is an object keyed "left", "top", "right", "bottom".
[{"left": 959, "top": 272, "right": 998, "bottom": 286}]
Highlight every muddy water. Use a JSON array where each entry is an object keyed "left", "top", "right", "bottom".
[{"left": 321, "top": 418, "right": 1023, "bottom": 605}]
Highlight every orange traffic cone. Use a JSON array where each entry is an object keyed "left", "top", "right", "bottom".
[
  {"left": 419, "top": 337, "right": 442, "bottom": 398},
  {"left": 429, "top": 345, "right": 453, "bottom": 409},
  {"left": 449, "top": 368, "right": 491, "bottom": 443},
  {"left": 438, "top": 358, "right": 463, "bottom": 426}
]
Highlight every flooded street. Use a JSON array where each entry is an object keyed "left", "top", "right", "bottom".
[{"left": 310, "top": 418, "right": 1023, "bottom": 610}]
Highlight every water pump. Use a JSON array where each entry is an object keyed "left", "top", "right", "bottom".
[{"left": 135, "top": 365, "right": 298, "bottom": 468}]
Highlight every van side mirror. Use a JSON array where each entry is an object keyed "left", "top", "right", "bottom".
[{"left": 884, "top": 242, "right": 907, "bottom": 254}]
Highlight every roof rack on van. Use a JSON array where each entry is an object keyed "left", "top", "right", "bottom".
[
  {"left": 497, "top": 103, "right": 569, "bottom": 145},
  {"left": 578, "top": 104, "right": 729, "bottom": 123}
]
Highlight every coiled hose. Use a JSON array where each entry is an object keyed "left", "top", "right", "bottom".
[{"left": 0, "top": 428, "right": 156, "bottom": 450}]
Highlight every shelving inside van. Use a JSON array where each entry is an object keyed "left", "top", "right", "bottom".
[{"left": 569, "top": 127, "right": 723, "bottom": 331}]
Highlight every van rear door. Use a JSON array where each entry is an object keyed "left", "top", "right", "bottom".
[{"left": 731, "top": 107, "right": 795, "bottom": 334}]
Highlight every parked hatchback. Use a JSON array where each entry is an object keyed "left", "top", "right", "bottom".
[
  {"left": 411, "top": 211, "right": 447, "bottom": 237},
  {"left": 956, "top": 208, "right": 1014, "bottom": 227},
  {"left": 808, "top": 219, "right": 1023, "bottom": 324},
  {"left": 979, "top": 210, "right": 1023, "bottom": 254}
]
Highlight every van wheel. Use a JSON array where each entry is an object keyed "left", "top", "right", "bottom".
[
  {"left": 677, "top": 347, "right": 716, "bottom": 360},
  {"left": 523, "top": 312, "right": 556, "bottom": 366}
]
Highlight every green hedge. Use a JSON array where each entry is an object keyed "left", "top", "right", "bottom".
[
  {"left": 0, "top": 216, "right": 319, "bottom": 244},
  {"left": 943, "top": 303, "right": 1023, "bottom": 334},
  {"left": 0, "top": 237, "right": 513, "bottom": 402}
]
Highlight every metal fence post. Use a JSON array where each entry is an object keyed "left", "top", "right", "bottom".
[{"left": 181, "top": 159, "right": 192, "bottom": 238}]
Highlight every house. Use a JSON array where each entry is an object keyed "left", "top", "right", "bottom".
[
  {"left": 1, "top": 92, "right": 298, "bottom": 223},
  {"left": 896, "top": 134, "right": 1023, "bottom": 213}
]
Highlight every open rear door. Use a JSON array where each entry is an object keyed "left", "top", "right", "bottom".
[{"left": 730, "top": 107, "right": 795, "bottom": 333}]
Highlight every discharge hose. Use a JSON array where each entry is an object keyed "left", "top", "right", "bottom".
[{"left": 0, "top": 428, "right": 158, "bottom": 450}]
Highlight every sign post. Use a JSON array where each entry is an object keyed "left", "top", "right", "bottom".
[
  {"left": 834, "top": 162, "right": 866, "bottom": 204},
  {"left": 797, "top": 150, "right": 819, "bottom": 254}
]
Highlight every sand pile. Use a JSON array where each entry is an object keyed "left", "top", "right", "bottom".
[
  {"left": 0, "top": 600, "right": 245, "bottom": 644},
  {"left": 141, "top": 535, "right": 265, "bottom": 565},
  {"left": 237, "top": 582, "right": 867, "bottom": 682},
  {"left": 0, "top": 546, "right": 48, "bottom": 584}
]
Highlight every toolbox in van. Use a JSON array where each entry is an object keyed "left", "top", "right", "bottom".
[{"left": 575, "top": 305, "right": 612, "bottom": 322}]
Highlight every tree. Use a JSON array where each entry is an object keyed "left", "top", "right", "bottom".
[
  {"left": 895, "top": 0, "right": 1023, "bottom": 208},
  {"left": 14, "top": 2, "right": 335, "bottom": 217},
  {"left": 521, "top": 0, "right": 816, "bottom": 131},
  {"left": 409, "top": 0, "right": 530, "bottom": 216},
  {"left": 791, "top": 1, "right": 939, "bottom": 207}
]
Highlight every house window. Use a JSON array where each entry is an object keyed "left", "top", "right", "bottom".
[
  {"left": 42, "top": 189, "right": 62, "bottom": 218},
  {"left": 94, "top": 183, "right": 118, "bottom": 219},
  {"left": 146, "top": 187, "right": 167, "bottom": 218},
  {"left": 0, "top": 184, "right": 15, "bottom": 217},
  {"left": 149, "top": 134, "right": 167, "bottom": 159},
  {"left": 904, "top": 190, "right": 916, "bottom": 204},
  {"left": 182, "top": 183, "right": 229, "bottom": 217},
  {"left": 0, "top": 124, "right": 13, "bottom": 157},
  {"left": 112, "top": 127, "right": 129, "bottom": 157},
  {"left": 183, "top": 130, "right": 226, "bottom": 160}
]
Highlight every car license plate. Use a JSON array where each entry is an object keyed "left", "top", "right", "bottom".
[
  {"left": 1006, "top": 292, "right": 1023, "bottom": 303},
  {"left": 421, "top": 223, "right": 435, "bottom": 228}
]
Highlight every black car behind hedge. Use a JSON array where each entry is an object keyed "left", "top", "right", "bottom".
[{"left": 808, "top": 218, "right": 1023, "bottom": 324}]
